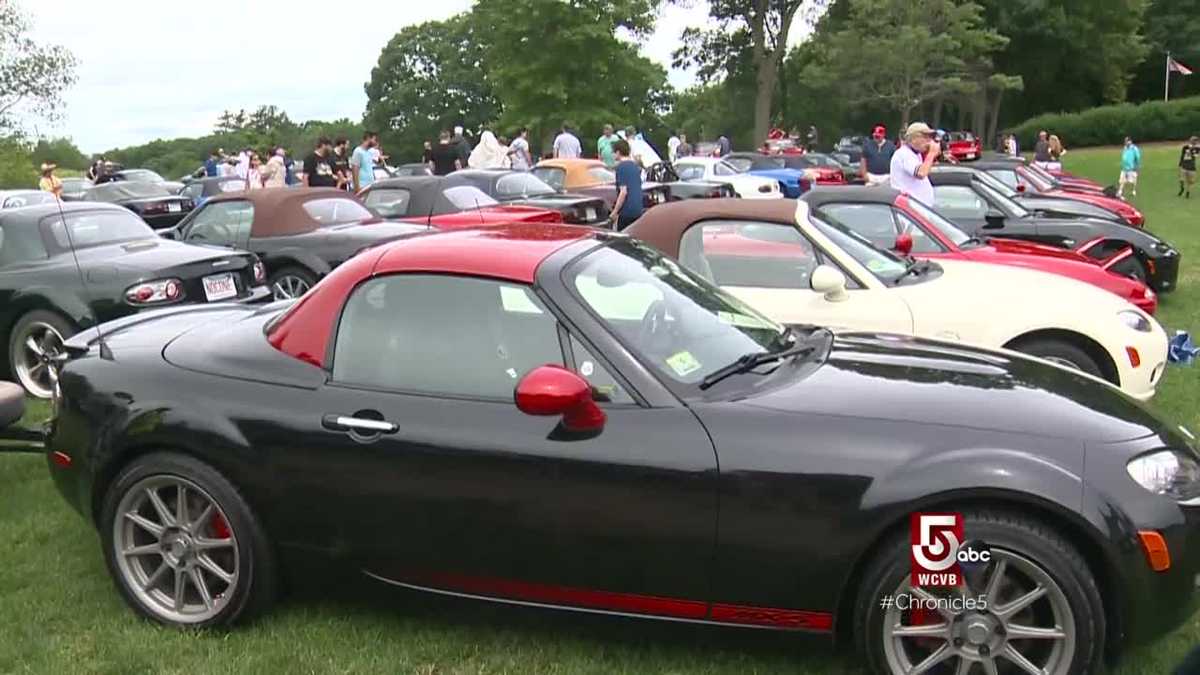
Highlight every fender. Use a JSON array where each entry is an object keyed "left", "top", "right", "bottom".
[{"left": 260, "top": 247, "right": 331, "bottom": 278}]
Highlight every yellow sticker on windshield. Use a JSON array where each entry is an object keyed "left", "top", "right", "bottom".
[
  {"left": 666, "top": 350, "right": 703, "bottom": 377},
  {"left": 867, "top": 259, "right": 888, "bottom": 272}
]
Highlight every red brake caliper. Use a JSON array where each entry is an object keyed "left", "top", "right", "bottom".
[{"left": 210, "top": 512, "right": 231, "bottom": 539}]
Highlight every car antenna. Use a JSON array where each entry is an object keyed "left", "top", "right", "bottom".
[{"left": 52, "top": 192, "right": 113, "bottom": 361}]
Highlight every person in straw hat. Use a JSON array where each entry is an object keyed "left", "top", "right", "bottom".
[
  {"left": 889, "top": 122, "right": 939, "bottom": 206},
  {"left": 38, "top": 162, "right": 63, "bottom": 199}
]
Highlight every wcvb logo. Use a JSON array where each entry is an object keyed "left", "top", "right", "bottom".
[{"left": 910, "top": 513, "right": 989, "bottom": 587}]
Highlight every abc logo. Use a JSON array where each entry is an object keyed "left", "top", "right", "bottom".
[{"left": 957, "top": 545, "right": 991, "bottom": 564}]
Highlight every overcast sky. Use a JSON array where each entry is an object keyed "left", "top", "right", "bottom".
[{"left": 22, "top": 1, "right": 801, "bottom": 153}]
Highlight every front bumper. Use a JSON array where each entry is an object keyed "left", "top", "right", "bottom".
[
  {"left": 1114, "top": 324, "right": 1168, "bottom": 401},
  {"left": 1148, "top": 250, "right": 1181, "bottom": 294}
]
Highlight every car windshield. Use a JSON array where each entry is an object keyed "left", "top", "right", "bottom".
[
  {"left": 443, "top": 185, "right": 499, "bottom": 210},
  {"left": 568, "top": 239, "right": 786, "bottom": 389},
  {"left": 949, "top": 132, "right": 975, "bottom": 142},
  {"left": 301, "top": 197, "right": 374, "bottom": 226},
  {"left": 904, "top": 198, "right": 972, "bottom": 246},
  {"left": 973, "top": 168, "right": 1019, "bottom": 197},
  {"left": 45, "top": 210, "right": 156, "bottom": 249},
  {"left": 496, "top": 173, "right": 557, "bottom": 198},
  {"left": 973, "top": 178, "right": 1030, "bottom": 218},
  {"left": 674, "top": 163, "right": 705, "bottom": 181},
  {"left": 121, "top": 169, "right": 166, "bottom": 183},
  {"left": 809, "top": 215, "right": 909, "bottom": 283},
  {"left": 88, "top": 182, "right": 172, "bottom": 201},
  {"left": 754, "top": 156, "right": 786, "bottom": 170}
]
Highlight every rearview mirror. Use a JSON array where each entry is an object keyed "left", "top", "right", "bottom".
[
  {"left": 984, "top": 211, "right": 1005, "bottom": 228},
  {"left": 810, "top": 264, "right": 849, "bottom": 303},
  {"left": 894, "top": 232, "right": 914, "bottom": 256},
  {"left": 515, "top": 365, "right": 606, "bottom": 433}
]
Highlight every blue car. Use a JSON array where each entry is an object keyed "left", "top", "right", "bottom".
[{"left": 722, "top": 152, "right": 810, "bottom": 197}]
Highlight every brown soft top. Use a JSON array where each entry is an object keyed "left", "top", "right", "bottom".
[
  {"left": 626, "top": 198, "right": 801, "bottom": 258},
  {"left": 204, "top": 187, "right": 364, "bottom": 236}
]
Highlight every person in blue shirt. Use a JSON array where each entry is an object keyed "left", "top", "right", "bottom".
[
  {"left": 609, "top": 140, "right": 643, "bottom": 231},
  {"left": 203, "top": 149, "right": 219, "bottom": 177},
  {"left": 351, "top": 131, "right": 379, "bottom": 193},
  {"left": 1118, "top": 136, "right": 1142, "bottom": 200}
]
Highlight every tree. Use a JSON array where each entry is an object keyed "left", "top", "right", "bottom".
[
  {"left": 0, "top": 3, "right": 77, "bottom": 128},
  {"left": 673, "top": 0, "right": 829, "bottom": 145},
  {"left": 474, "top": 0, "right": 671, "bottom": 153},
  {"left": 363, "top": 14, "right": 501, "bottom": 161},
  {"left": 810, "top": 0, "right": 1006, "bottom": 128},
  {"left": 31, "top": 137, "right": 88, "bottom": 171},
  {"left": 1126, "top": 0, "right": 1200, "bottom": 102},
  {"left": 214, "top": 109, "right": 249, "bottom": 134}
]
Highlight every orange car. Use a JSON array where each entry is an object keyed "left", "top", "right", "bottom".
[{"left": 533, "top": 158, "right": 668, "bottom": 212}]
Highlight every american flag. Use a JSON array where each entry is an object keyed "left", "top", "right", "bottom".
[{"left": 1169, "top": 57, "right": 1193, "bottom": 75}]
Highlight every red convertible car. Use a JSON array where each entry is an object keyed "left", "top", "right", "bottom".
[
  {"left": 803, "top": 188, "right": 1158, "bottom": 313},
  {"left": 978, "top": 160, "right": 1144, "bottom": 226},
  {"left": 945, "top": 132, "right": 982, "bottom": 162}
]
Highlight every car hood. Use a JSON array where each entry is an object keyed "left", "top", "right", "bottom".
[
  {"left": 737, "top": 332, "right": 1163, "bottom": 443},
  {"left": 1014, "top": 195, "right": 1121, "bottom": 221}
]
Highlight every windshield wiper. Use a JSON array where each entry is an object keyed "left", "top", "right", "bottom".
[
  {"left": 699, "top": 342, "right": 815, "bottom": 391},
  {"left": 893, "top": 259, "right": 932, "bottom": 285}
]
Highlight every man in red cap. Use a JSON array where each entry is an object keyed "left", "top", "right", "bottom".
[{"left": 860, "top": 124, "right": 896, "bottom": 187}]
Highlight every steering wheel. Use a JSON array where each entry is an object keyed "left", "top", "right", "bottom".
[{"left": 637, "top": 300, "right": 675, "bottom": 356}]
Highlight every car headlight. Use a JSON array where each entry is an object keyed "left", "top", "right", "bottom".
[
  {"left": 1118, "top": 310, "right": 1152, "bottom": 332},
  {"left": 1127, "top": 450, "right": 1200, "bottom": 502}
]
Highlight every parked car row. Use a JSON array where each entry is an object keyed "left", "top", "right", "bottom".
[{"left": 24, "top": 199, "right": 1198, "bottom": 675}]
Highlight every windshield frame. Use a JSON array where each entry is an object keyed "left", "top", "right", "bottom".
[
  {"left": 560, "top": 238, "right": 800, "bottom": 399},
  {"left": 902, "top": 196, "right": 973, "bottom": 246},
  {"left": 972, "top": 177, "right": 1030, "bottom": 218},
  {"left": 1017, "top": 165, "right": 1055, "bottom": 191}
]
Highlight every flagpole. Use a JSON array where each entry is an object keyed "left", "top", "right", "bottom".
[{"left": 1166, "top": 51, "right": 1171, "bottom": 102}]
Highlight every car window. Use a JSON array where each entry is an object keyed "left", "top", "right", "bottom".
[
  {"left": 932, "top": 185, "right": 988, "bottom": 219},
  {"left": 680, "top": 219, "right": 819, "bottom": 290},
  {"left": 568, "top": 240, "right": 785, "bottom": 388},
  {"left": 809, "top": 215, "right": 909, "bottom": 283},
  {"left": 587, "top": 167, "right": 616, "bottom": 184},
  {"left": 44, "top": 210, "right": 156, "bottom": 250},
  {"left": 532, "top": 167, "right": 565, "bottom": 190},
  {"left": 218, "top": 179, "right": 247, "bottom": 193},
  {"left": 443, "top": 185, "right": 499, "bottom": 210},
  {"left": 901, "top": 199, "right": 971, "bottom": 247},
  {"left": 985, "top": 169, "right": 1019, "bottom": 190},
  {"left": 819, "top": 204, "right": 898, "bottom": 250},
  {"left": 301, "top": 197, "right": 372, "bottom": 226},
  {"left": 185, "top": 201, "right": 254, "bottom": 246},
  {"left": 0, "top": 222, "right": 49, "bottom": 266},
  {"left": 724, "top": 157, "right": 752, "bottom": 173},
  {"left": 332, "top": 274, "right": 564, "bottom": 399},
  {"left": 973, "top": 179, "right": 1029, "bottom": 218},
  {"left": 713, "top": 162, "right": 738, "bottom": 177},
  {"left": 497, "top": 173, "right": 557, "bottom": 198},
  {"left": 181, "top": 183, "right": 203, "bottom": 200},
  {"left": 675, "top": 164, "right": 705, "bottom": 181},
  {"left": 569, "top": 335, "right": 635, "bottom": 405},
  {"left": 363, "top": 188, "right": 411, "bottom": 217},
  {"left": 892, "top": 209, "right": 944, "bottom": 253}
]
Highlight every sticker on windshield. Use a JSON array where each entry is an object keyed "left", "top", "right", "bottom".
[
  {"left": 666, "top": 350, "right": 702, "bottom": 377},
  {"left": 580, "top": 361, "right": 595, "bottom": 377},
  {"left": 866, "top": 259, "right": 889, "bottom": 272}
]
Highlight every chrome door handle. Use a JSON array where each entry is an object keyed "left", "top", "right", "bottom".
[{"left": 322, "top": 414, "right": 399, "bottom": 435}]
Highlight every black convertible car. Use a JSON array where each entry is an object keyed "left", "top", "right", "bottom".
[
  {"left": 85, "top": 182, "right": 195, "bottom": 231},
  {"left": 165, "top": 187, "right": 425, "bottom": 300},
  {"left": 445, "top": 169, "right": 609, "bottom": 225},
  {"left": 0, "top": 202, "right": 267, "bottom": 398},
  {"left": 928, "top": 166, "right": 1180, "bottom": 292},
  {"left": 968, "top": 160, "right": 1126, "bottom": 223},
  {"left": 45, "top": 223, "right": 1200, "bottom": 675}
]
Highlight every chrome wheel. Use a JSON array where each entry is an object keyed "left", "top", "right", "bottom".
[
  {"left": 12, "top": 320, "right": 64, "bottom": 398},
  {"left": 270, "top": 275, "right": 311, "bottom": 300},
  {"left": 112, "top": 476, "right": 239, "bottom": 624},
  {"left": 883, "top": 549, "right": 1074, "bottom": 675}
]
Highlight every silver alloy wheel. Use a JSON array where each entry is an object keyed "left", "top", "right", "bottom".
[
  {"left": 11, "top": 320, "right": 64, "bottom": 399},
  {"left": 883, "top": 549, "right": 1074, "bottom": 675},
  {"left": 113, "top": 475, "right": 240, "bottom": 624},
  {"left": 271, "top": 275, "right": 311, "bottom": 300}
]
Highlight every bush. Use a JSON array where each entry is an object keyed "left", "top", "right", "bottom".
[
  {"left": 1008, "top": 97, "right": 1200, "bottom": 148},
  {"left": 0, "top": 136, "right": 37, "bottom": 189}
]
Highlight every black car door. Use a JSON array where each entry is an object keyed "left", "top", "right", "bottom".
[{"left": 283, "top": 273, "right": 719, "bottom": 610}]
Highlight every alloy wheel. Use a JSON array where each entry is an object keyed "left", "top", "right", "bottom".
[
  {"left": 271, "top": 275, "right": 311, "bottom": 300},
  {"left": 882, "top": 549, "right": 1074, "bottom": 675},
  {"left": 12, "top": 320, "right": 64, "bottom": 398},
  {"left": 112, "top": 475, "right": 240, "bottom": 624}
]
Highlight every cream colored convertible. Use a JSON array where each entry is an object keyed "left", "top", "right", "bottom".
[{"left": 628, "top": 199, "right": 1168, "bottom": 400}]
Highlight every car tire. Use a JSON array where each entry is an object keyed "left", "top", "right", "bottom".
[
  {"left": 1110, "top": 254, "right": 1150, "bottom": 284},
  {"left": 1011, "top": 338, "right": 1104, "bottom": 379},
  {"left": 8, "top": 309, "right": 75, "bottom": 399},
  {"left": 100, "top": 452, "right": 277, "bottom": 628},
  {"left": 855, "top": 510, "right": 1104, "bottom": 675},
  {"left": 267, "top": 266, "right": 317, "bottom": 301}
]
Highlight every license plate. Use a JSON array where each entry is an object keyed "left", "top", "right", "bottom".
[
  {"left": 965, "top": 153, "right": 975, "bottom": 159},
  {"left": 585, "top": 207, "right": 596, "bottom": 222},
  {"left": 202, "top": 273, "right": 237, "bottom": 301},
  {"left": 168, "top": 202, "right": 181, "bottom": 213}
]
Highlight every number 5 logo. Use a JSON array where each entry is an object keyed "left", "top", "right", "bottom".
[{"left": 911, "top": 513, "right": 962, "bottom": 572}]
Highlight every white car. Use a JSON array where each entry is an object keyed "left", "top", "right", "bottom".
[
  {"left": 673, "top": 157, "right": 782, "bottom": 199},
  {"left": 629, "top": 200, "right": 1168, "bottom": 400}
]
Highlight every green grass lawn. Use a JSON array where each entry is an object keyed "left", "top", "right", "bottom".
[{"left": 2, "top": 145, "right": 1200, "bottom": 673}]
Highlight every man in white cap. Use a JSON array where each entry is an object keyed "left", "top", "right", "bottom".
[{"left": 889, "top": 122, "right": 939, "bottom": 206}]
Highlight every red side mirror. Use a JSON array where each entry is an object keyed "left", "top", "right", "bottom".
[
  {"left": 515, "top": 365, "right": 606, "bottom": 433},
  {"left": 894, "top": 232, "right": 914, "bottom": 256}
]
